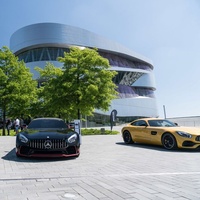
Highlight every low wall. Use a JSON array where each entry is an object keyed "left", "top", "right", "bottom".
[{"left": 167, "top": 116, "right": 200, "bottom": 127}]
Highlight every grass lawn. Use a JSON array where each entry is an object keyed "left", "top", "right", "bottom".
[{"left": 0, "top": 129, "right": 16, "bottom": 136}]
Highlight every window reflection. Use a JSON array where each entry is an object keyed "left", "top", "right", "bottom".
[
  {"left": 99, "top": 52, "right": 152, "bottom": 71},
  {"left": 17, "top": 47, "right": 152, "bottom": 71},
  {"left": 116, "top": 85, "right": 155, "bottom": 98},
  {"left": 17, "top": 47, "right": 70, "bottom": 63},
  {"left": 17, "top": 47, "right": 155, "bottom": 99}
]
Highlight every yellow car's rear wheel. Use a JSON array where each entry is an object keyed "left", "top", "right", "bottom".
[
  {"left": 123, "top": 130, "right": 133, "bottom": 144},
  {"left": 162, "top": 133, "right": 177, "bottom": 150}
]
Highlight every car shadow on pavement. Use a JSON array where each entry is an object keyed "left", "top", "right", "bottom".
[
  {"left": 116, "top": 142, "right": 200, "bottom": 153},
  {"left": 1, "top": 148, "right": 77, "bottom": 162}
]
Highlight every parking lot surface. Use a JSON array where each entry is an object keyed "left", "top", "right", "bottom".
[{"left": 1, "top": 129, "right": 200, "bottom": 200}]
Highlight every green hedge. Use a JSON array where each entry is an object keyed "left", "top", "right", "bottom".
[
  {"left": 1, "top": 128, "right": 119, "bottom": 136},
  {"left": 81, "top": 128, "right": 119, "bottom": 135}
]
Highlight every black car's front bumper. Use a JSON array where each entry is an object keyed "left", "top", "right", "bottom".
[
  {"left": 16, "top": 145, "right": 80, "bottom": 158},
  {"left": 16, "top": 138, "right": 80, "bottom": 158}
]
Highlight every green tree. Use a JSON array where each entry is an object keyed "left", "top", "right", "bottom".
[
  {"left": 33, "top": 62, "right": 64, "bottom": 117},
  {"left": 36, "top": 47, "right": 118, "bottom": 120},
  {"left": 0, "top": 46, "right": 37, "bottom": 135}
]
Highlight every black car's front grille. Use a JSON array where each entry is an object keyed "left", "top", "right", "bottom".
[{"left": 29, "top": 139, "right": 66, "bottom": 149}]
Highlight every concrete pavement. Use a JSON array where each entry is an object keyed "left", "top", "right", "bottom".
[{"left": 1, "top": 131, "right": 200, "bottom": 199}]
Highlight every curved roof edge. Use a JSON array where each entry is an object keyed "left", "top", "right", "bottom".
[{"left": 10, "top": 23, "right": 153, "bottom": 67}]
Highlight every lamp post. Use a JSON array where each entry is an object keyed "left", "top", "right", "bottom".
[{"left": 163, "top": 105, "right": 167, "bottom": 119}]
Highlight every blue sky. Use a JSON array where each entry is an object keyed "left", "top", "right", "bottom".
[{"left": 1, "top": 0, "right": 200, "bottom": 118}]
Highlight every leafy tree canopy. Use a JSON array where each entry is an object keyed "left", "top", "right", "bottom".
[
  {"left": 35, "top": 47, "right": 118, "bottom": 119},
  {"left": 0, "top": 46, "right": 37, "bottom": 135}
]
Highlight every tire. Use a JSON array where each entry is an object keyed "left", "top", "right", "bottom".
[
  {"left": 162, "top": 133, "right": 177, "bottom": 150},
  {"left": 123, "top": 130, "right": 133, "bottom": 144}
]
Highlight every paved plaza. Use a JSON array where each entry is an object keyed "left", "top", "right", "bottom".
[{"left": 1, "top": 128, "right": 200, "bottom": 200}]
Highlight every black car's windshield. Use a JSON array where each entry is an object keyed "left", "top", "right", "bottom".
[
  {"left": 28, "top": 119, "right": 67, "bottom": 129},
  {"left": 148, "top": 120, "right": 177, "bottom": 127}
]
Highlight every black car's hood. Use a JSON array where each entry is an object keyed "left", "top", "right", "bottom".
[{"left": 20, "top": 128, "right": 76, "bottom": 139}]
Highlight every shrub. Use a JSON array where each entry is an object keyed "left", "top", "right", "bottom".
[{"left": 81, "top": 128, "right": 119, "bottom": 135}]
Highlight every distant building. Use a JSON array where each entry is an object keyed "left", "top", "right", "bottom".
[{"left": 10, "top": 23, "right": 158, "bottom": 126}]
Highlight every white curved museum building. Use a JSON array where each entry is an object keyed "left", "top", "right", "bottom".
[{"left": 10, "top": 23, "right": 158, "bottom": 124}]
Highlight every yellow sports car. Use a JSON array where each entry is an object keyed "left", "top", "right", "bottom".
[{"left": 121, "top": 118, "right": 200, "bottom": 150}]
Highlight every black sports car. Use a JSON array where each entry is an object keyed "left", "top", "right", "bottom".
[{"left": 16, "top": 118, "right": 81, "bottom": 158}]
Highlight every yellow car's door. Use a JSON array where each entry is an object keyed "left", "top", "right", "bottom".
[
  {"left": 145, "top": 127, "right": 163, "bottom": 145},
  {"left": 131, "top": 120, "right": 151, "bottom": 143}
]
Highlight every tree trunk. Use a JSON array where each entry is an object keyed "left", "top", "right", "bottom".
[{"left": 77, "top": 108, "right": 81, "bottom": 120}]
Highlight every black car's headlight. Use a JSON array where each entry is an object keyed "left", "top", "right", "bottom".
[
  {"left": 176, "top": 131, "right": 192, "bottom": 138},
  {"left": 19, "top": 134, "right": 29, "bottom": 143},
  {"left": 68, "top": 134, "right": 78, "bottom": 143}
]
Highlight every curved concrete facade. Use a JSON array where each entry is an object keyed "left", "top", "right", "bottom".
[{"left": 10, "top": 23, "right": 158, "bottom": 123}]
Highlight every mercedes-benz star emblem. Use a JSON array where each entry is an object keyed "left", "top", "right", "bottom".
[{"left": 44, "top": 140, "right": 52, "bottom": 149}]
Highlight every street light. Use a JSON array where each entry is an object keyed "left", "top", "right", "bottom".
[{"left": 163, "top": 105, "right": 167, "bottom": 119}]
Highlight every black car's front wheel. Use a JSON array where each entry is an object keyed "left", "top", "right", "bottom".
[
  {"left": 162, "top": 133, "right": 177, "bottom": 150},
  {"left": 123, "top": 130, "right": 133, "bottom": 144}
]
